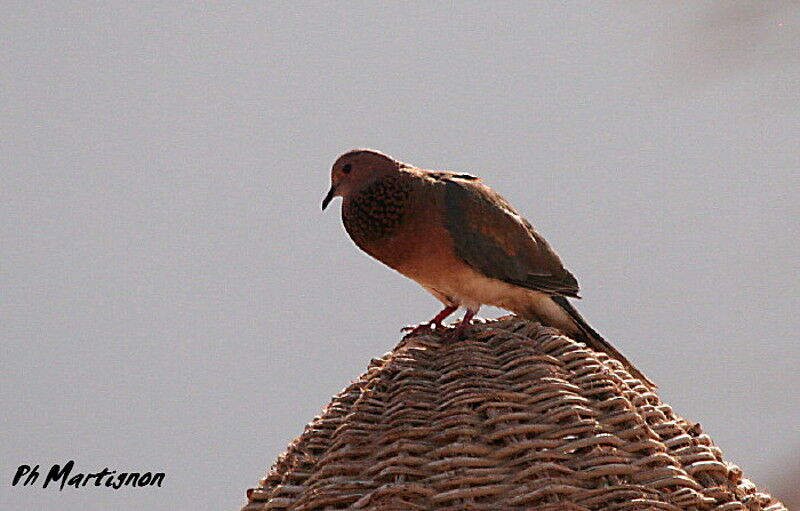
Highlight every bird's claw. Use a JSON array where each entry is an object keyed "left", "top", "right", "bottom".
[
  {"left": 402, "top": 306, "right": 459, "bottom": 336},
  {"left": 401, "top": 321, "right": 442, "bottom": 336}
]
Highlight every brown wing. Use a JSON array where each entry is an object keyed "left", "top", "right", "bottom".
[{"left": 440, "top": 176, "right": 580, "bottom": 298}]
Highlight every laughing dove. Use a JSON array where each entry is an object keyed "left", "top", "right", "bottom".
[{"left": 322, "top": 148, "right": 655, "bottom": 388}]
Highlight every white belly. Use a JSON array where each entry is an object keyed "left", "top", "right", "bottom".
[{"left": 418, "top": 264, "right": 574, "bottom": 333}]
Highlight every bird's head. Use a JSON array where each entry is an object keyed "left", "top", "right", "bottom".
[{"left": 322, "top": 149, "right": 400, "bottom": 210}]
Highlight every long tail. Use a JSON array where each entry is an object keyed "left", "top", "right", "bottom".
[{"left": 550, "top": 296, "right": 656, "bottom": 389}]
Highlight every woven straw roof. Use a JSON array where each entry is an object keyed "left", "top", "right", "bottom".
[{"left": 243, "top": 317, "right": 785, "bottom": 510}]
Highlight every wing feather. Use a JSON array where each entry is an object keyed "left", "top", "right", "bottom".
[{"left": 440, "top": 176, "right": 580, "bottom": 298}]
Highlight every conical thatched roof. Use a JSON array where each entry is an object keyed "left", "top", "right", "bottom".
[{"left": 243, "top": 317, "right": 785, "bottom": 510}]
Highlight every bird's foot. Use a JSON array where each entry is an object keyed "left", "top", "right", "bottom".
[
  {"left": 442, "top": 308, "right": 477, "bottom": 343},
  {"left": 401, "top": 318, "right": 451, "bottom": 336},
  {"left": 401, "top": 305, "right": 458, "bottom": 336},
  {"left": 401, "top": 322, "right": 436, "bottom": 336}
]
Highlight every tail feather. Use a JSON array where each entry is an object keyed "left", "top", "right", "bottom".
[{"left": 550, "top": 296, "right": 656, "bottom": 389}]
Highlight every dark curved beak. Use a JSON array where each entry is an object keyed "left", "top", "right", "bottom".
[{"left": 321, "top": 185, "right": 336, "bottom": 211}]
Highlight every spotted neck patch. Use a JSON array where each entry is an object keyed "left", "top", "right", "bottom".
[{"left": 343, "top": 177, "right": 411, "bottom": 244}]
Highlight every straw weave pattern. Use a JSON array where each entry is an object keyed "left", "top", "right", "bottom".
[{"left": 243, "top": 318, "right": 785, "bottom": 510}]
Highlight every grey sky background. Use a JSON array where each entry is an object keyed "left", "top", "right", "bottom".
[{"left": 2, "top": 2, "right": 799, "bottom": 510}]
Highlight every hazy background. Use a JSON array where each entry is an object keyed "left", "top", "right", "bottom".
[{"left": 2, "top": 2, "right": 798, "bottom": 509}]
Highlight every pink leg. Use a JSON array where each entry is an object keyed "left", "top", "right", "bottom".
[
  {"left": 446, "top": 308, "right": 478, "bottom": 341},
  {"left": 402, "top": 305, "right": 458, "bottom": 335}
]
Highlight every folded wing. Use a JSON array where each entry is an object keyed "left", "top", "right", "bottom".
[{"left": 441, "top": 176, "right": 580, "bottom": 298}]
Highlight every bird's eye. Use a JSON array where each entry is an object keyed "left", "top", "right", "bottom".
[{"left": 342, "top": 164, "right": 352, "bottom": 174}]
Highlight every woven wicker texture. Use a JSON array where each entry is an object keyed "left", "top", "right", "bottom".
[{"left": 243, "top": 317, "right": 785, "bottom": 510}]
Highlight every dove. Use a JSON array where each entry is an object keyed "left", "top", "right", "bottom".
[{"left": 322, "top": 148, "right": 654, "bottom": 388}]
